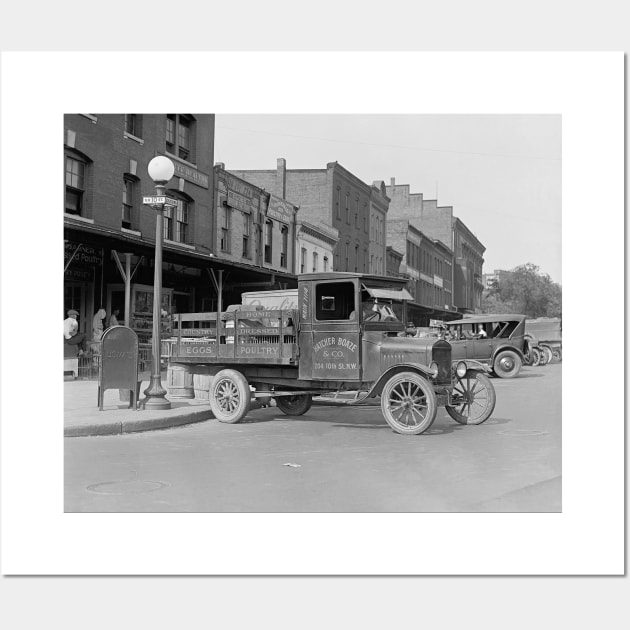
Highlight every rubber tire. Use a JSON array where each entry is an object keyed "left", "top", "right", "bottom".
[
  {"left": 209, "top": 369, "right": 251, "bottom": 424},
  {"left": 541, "top": 345, "right": 554, "bottom": 365},
  {"left": 446, "top": 371, "right": 496, "bottom": 425},
  {"left": 552, "top": 348, "right": 562, "bottom": 363},
  {"left": 380, "top": 371, "right": 437, "bottom": 435},
  {"left": 538, "top": 348, "right": 549, "bottom": 366},
  {"left": 275, "top": 394, "right": 313, "bottom": 416},
  {"left": 493, "top": 350, "right": 522, "bottom": 378},
  {"left": 531, "top": 347, "right": 541, "bottom": 366}
]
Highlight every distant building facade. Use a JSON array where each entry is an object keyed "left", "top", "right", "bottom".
[
  {"left": 386, "top": 177, "right": 485, "bottom": 314},
  {"left": 213, "top": 164, "right": 298, "bottom": 275},
  {"left": 386, "top": 219, "right": 456, "bottom": 325},
  {"left": 229, "top": 159, "right": 387, "bottom": 275}
]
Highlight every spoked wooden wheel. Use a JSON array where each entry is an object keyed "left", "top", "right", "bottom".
[
  {"left": 446, "top": 371, "right": 496, "bottom": 425},
  {"left": 380, "top": 372, "right": 437, "bottom": 435},
  {"left": 209, "top": 369, "right": 251, "bottom": 423}
]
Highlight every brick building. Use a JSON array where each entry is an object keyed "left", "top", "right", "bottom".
[
  {"left": 386, "top": 178, "right": 485, "bottom": 314},
  {"left": 229, "top": 159, "right": 387, "bottom": 275},
  {"left": 64, "top": 114, "right": 296, "bottom": 343},
  {"left": 386, "top": 219, "right": 456, "bottom": 325},
  {"left": 453, "top": 217, "right": 485, "bottom": 311},
  {"left": 386, "top": 245, "right": 404, "bottom": 278},
  {"left": 369, "top": 181, "right": 389, "bottom": 275},
  {"left": 213, "top": 164, "right": 298, "bottom": 275}
]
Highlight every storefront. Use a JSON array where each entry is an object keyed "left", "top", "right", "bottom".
[
  {"left": 64, "top": 221, "right": 297, "bottom": 345},
  {"left": 64, "top": 240, "right": 104, "bottom": 335}
]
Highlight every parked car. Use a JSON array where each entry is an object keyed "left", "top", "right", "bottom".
[
  {"left": 526, "top": 317, "right": 562, "bottom": 364},
  {"left": 443, "top": 314, "right": 527, "bottom": 378}
]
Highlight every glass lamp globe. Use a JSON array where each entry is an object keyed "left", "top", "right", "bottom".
[{"left": 148, "top": 156, "right": 175, "bottom": 183}]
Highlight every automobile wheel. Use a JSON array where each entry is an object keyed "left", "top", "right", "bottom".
[
  {"left": 552, "top": 348, "right": 562, "bottom": 362},
  {"left": 446, "top": 370, "right": 497, "bottom": 425},
  {"left": 493, "top": 350, "right": 522, "bottom": 378},
  {"left": 541, "top": 345, "right": 554, "bottom": 365},
  {"left": 538, "top": 348, "right": 549, "bottom": 366},
  {"left": 531, "top": 347, "right": 541, "bottom": 366},
  {"left": 209, "top": 369, "right": 251, "bottom": 423},
  {"left": 380, "top": 371, "right": 437, "bottom": 435},
  {"left": 275, "top": 394, "right": 313, "bottom": 416}
]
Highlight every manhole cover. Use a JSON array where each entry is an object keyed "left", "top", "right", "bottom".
[
  {"left": 86, "top": 480, "right": 168, "bottom": 495},
  {"left": 498, "top": 429, "right": 548, "bottom": 437}
]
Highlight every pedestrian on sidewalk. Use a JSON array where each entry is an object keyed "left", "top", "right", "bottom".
[
  {"left": 92, "top": 308, "right": 106, "bottom": 341},
  {"left": 64, "top": 309, "right": 87, "bottom": 355},
  {"left": 108, "top": 308, "right": 121, "bottom": 328}
]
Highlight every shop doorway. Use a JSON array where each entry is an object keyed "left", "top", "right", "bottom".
[{"left": 64, "top": 282, "right": 89, "bottom": 333}]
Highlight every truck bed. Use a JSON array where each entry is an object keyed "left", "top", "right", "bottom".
[{"left": 167, "top": 309, "right": 299, "bottom": 365}]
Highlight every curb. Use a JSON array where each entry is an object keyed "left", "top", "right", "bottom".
[{"left": 64, "top": 408, "right": 214, "bottom": 438}]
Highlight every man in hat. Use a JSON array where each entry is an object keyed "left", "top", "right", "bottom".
[{"left": 64, "top": 309, "right": 87, "bottom": 355}]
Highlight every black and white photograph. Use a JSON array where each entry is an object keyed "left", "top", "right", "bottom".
[
  {"left": 61, "top": 113, "right": 562, "bottom": 514},
  {"left": 0, "top": 49, "right": 624, "bottom": 589}
]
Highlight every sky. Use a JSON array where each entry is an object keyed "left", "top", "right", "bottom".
[{"left": 214, "top": 114, "right": 562, "bottom": 284}]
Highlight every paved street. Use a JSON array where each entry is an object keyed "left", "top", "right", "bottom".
[{"left": 65, "top": 363, "right": 561, "bottom": 513}]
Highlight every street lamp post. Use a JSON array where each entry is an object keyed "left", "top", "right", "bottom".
[{"left": 142, "top": 156, "right": 176, "bottom": 410}]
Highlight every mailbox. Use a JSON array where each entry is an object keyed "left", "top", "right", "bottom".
[{"left": 98, "top": 326, "right": 139, "bottom": 411}]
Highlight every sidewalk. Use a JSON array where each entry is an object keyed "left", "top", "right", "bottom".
[
  {"left": 64, "top": 373, "right": 214, "bottom": 437},
  {"left": 64, "top": 374, "right": 380, "bottom": 438}
]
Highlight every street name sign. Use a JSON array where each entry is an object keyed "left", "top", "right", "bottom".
[{"left": 143, "top": 196, "right": 179, "bottom": 207}]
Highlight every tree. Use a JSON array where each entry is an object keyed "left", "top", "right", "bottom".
[{"left": 482, "top": 263, "right": 561, "bottom": 318}]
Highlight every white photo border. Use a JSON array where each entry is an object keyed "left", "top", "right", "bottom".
[{"left": 0, "top": 51, "right": 624, "bottom": 575}]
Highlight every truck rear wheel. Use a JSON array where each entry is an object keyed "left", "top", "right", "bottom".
[
  {"left": 446, "top": 370, "right": 496, "bottom": 425},
  {"left": 275, "top": 394, "right": 313, "bottom": 416},
  {"left": 209, "top": 369, "right": 251, "bottom": 424},
  {"left": 381, "top": 372, "right": 437, "bottom": 435}
]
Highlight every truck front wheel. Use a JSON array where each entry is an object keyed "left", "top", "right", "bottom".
[
  {"left": 210, "top": 369, "right": 251, "bottom": 424},
  {"left": 446, "top": 370, "right": 496, "bottom": 425},
  {"left": 381, "top": 372, "right": 437, "bottom": 435}
]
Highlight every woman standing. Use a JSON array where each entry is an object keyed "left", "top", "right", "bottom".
[{"left": 92, "top": 308, "right": 107, "bottom": 341}]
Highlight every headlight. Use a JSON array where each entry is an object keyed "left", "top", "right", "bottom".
[
  {"left": 429, "top": 361, "right": 439, "bottom": 377},
  {"left": 456, "top": 361, "right": 467, "bottom": 378}
]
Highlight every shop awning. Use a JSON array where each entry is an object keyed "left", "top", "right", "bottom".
[{"left": 362, "top": 285, "right": 413, "bottom": 301}]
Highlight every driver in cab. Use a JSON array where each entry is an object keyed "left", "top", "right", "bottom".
[{"left": 362, "top": 299, "right": 398, "bottom": 322}]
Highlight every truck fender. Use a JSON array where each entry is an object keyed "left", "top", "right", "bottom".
[
  {"left": 456, "top": 359, "right": 491, "bottom": 374},
  {"left": 367, "top": 363, "right": 436, "bottom": 398}
]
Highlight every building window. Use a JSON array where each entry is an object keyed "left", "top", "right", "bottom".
[
  {"left": 280, "top": 225, "right": 288, "bottom": 268},
  {"left": 345, "top": 193, "right": 349, "bottom": 224},
  {"left": 301, "top": 247, "right": 307, "bottom": 273},
  {"left": 336, "top": 187, "right": 341, "bottom": 219},
  {"left": 221, "top": 206, "right": 231, "bottom": 252},
  {"left": 242, "top": 212, "right": 251, "bottom": 258},
  {"left": 323, "top": 256, "right": 329, "bottom": 272},
  {"left": 354, "top": 244, "right": 359, "bottom": 272},
  {"left": 166, "top": 114, "right": 195, "bottom": 163},
  {"left": 122, "top": 177, "right": 135, "bottom": 228},
  {"left": 124, "top": 114, "right": 142, "bottom": 138},
  {"left": 312, "top": 251, "right": 318, "bottom": 273},
  {"left": 364, "top": 248, "right": 368, "bottom": 273},
  {"left": 65, "top": 156, "right": 86, "bottom": 215},
  {"left": 164, "top": 197, "right": 189, "bottom": 243},
  {"left": 345, "top": 242, "right": 349, "bottom": 271},
  {"left": 264, "top": 219, "right": 273, "bottom": 264}
]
